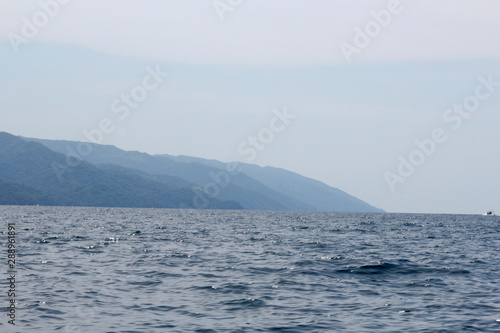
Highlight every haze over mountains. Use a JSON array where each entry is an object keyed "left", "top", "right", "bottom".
[{"left": 0, "top": 132, "right": 383, "bottom": 212}]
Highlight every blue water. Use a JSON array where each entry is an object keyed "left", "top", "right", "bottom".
[{"left": 1, "top": 206, "right": 500, "bottom": 332}]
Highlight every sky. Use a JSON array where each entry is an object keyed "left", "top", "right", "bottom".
[{"left": 1, "top": 0, "right": 500, "bottom": 214}]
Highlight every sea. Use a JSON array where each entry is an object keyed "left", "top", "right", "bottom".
[{"left": 1, "top": 206, "right": 499, "bottom": 333}]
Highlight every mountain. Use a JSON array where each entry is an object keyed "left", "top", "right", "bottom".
[
  {"left": 165, "top": 156, "right": 384, "bottom": 213},
  {"left": 23, "top": 138, "right": 314, "bottom": 211},
  {"left": 23, "top": 135, "right": 384, "bottom": 212},
  {"left": 0, "top": 132, "right": 241, "bottom": 209},
  {"left": 0, "top": 178, "right": 54, "bottom": 206}
]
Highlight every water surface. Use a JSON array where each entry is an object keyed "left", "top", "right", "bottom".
[{"left": 1, "top": 206, "right": 499, "bottom": 332}]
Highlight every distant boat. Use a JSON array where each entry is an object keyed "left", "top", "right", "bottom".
[{"left": 482, "top": 211, "right": 495, "bottom": 216}]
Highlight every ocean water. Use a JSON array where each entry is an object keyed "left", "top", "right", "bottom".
[{"left": 1, "top": 206, "right": 500, "bottom": 332}]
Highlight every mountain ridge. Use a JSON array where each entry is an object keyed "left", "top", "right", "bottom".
[
  {"left": 18, "top": 134, "right": 384, "bottom": 212},
  {"left": 0, "top": 132, "right": 241, "bottom": 209}
]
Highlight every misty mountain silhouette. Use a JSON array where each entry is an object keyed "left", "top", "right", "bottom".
[{"left": 0, "top": 132, "right": 383, "bottom": 212}]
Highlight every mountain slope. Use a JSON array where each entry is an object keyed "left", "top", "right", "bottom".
[
  {"left": 0, "top": 132, "right": 241, "bottom": 209},
  {"left": 26, "top": 138, "right": 315, "bottom": 211},
  {"left": 166, "top": 155, "right": 384, "bottom": 213},
  {"left": 25, "top": 136, "right": 383, "bottom": 212},
  {"left": 0, "top": 178, "right": 54, "bottom": 206},
  {"left": 240, "top": 164, "right": 384, "bottom": 213}
]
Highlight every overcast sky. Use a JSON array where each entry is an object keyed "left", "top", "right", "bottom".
[{"left": 1, "top": 0, "right": 500, "bottom": 214}]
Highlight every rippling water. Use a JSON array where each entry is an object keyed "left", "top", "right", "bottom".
[{"left": 1, "top": 206, "right": 500, "bottom": 332}]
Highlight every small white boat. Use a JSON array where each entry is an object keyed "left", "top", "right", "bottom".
[{"left": 482, "top": 211, "right": 495, "bottom": 216}]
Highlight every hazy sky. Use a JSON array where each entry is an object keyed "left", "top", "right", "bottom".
[{"left": 1, "top": 0, "right": 499, "bottom": 214}]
